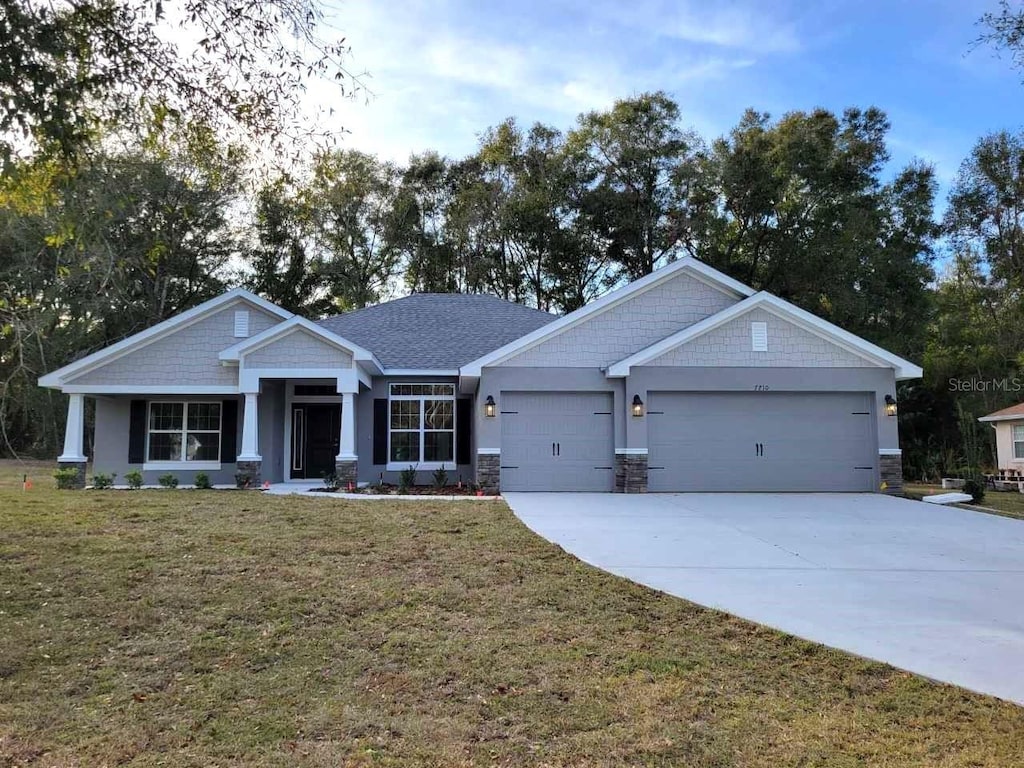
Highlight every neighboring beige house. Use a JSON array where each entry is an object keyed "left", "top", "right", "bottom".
[{"left": 979, "top": 403, "right": 1024, "bottom": 475}]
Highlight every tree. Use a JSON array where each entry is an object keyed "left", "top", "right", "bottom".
[
  {"left": 977, "top": 1, "right": 1024, "bottom": 77},
  {"left": 0, "top": 0, "right": 358, "bottom": 163},
  {"left": 244, "top": 179, "right": 330, "bottom": 316},
  {"left": 688, "top": 107, "right": 937, "bottom": 358},
  {"left": 946, "top": 131, "right": 1024, "bottom": 291},
  {"left": 306, "top": 150, "right": 403, "bottom": 310},
  {"left": 568, "top": 92, "right": 702, "bottom": 281}
]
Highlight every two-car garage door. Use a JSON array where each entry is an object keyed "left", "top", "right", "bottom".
[{"left": 647, "top": 392, "right": 877, "bottom": 492}]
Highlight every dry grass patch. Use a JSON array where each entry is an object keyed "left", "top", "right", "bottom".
[
  {"left": 2, "top": 460, "right": 1023, "bottom": 766},
  {"left": 905, "top": 482, "right": 1024, "bottom": 520}
]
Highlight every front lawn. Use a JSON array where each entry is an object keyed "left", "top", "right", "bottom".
[
  {"left": 2, "top": 461, "right": 1023, "bottom": 767},
  {"left": 905, "top": 482, "right": 1024, "bottom": 520}
]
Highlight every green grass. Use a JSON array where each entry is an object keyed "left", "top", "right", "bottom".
[
  {"left": 2, "top": 460, "right": 1024, "bottom": 767},
  {"left": 905, "top": 482, "right": 1024, "bottom": 520}
]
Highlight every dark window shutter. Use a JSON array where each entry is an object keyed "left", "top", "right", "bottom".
[
  {"left": 456, "top": 398, "right": 472, "bottom": 466},
  {"left": 128, "top": 400, "right": 147, "bottom": 464},
  {"left": 373, "top": 398, "right": 388, "bottom": 465},
  {"left": 220, "top": 399, "right": 238, "bottom": 463}
]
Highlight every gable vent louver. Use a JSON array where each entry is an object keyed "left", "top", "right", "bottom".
[
  {"left": 234, "top": 310, "right": 250, "bottom": 338},
  {"left": 751, "top": 321, "right": 767, "bottom": 352}
]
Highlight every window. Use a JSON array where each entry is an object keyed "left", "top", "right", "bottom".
[
  {"left": 389, "top": 384, "right": 455, "bottom": 466},
  {"left": 1014, "top": 425, "right": 1024, "bottom": 460},
  {"left": 147, "top": 402, "right": 221, "bottom": 465}
]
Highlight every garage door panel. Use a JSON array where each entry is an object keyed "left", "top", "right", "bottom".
[
  {"left": 648, "top": 392, "right": 876, "bottom": 492},
  {"left": 501, "top": 392, "right": 614, "bottom": 492}
]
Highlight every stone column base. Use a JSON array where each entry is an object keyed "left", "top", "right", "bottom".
[
  {"left": 235, "top": 460, "right": 262, "bottom": 489},
  {"left": 879, "top": 453, "right": 903, "bottom": 495},
  {"left": 477, "top": 452, "right": 500, "bottom": 494},
  {"left": 56, "top": 460, "right": 87, "bottom": 490},
  {"left": 335, "top": 459, "right": 358, "bottom": 489},
  {"left": 615, "top": 453, "right": 648, "bottom": 493}
]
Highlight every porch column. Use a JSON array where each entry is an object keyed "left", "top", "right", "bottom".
[
  {"left": 58, "top": 393, "right": 87, "bottom": 462},
  {"left": 57, "top": 393, "right": 87, "bottom": 489},
  {"left": 236, "top": 391, "right": 262, "bottom": 488},
  {"left": 335, "top": 391, "right": 358, "bottom": 487}
]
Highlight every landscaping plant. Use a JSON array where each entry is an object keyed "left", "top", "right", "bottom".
[
  {"left": 91, "top": 472, "right": 116, "bottom": 489},
  {"left": 124, "top": 470, "right": 143, "bottom": 490},
  {"left": 158, "top": 473, "right": 179, "bottom": 489}
]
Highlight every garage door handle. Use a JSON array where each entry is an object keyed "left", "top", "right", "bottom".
[{"left": 557, "top": 442, "right": 560, "bottom": 456}]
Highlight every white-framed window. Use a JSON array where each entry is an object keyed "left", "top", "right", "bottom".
[
  {"left": 145, "top": 401, "right": 222, "bottom": 469},
  {"left": 388, "top": 383, "right": 455, "bottom": 468},
  {"left": 1014, "top": 424, "right": 1024, "bottom": 460}
]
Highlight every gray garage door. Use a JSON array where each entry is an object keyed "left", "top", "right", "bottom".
[
  {"left": 500, "top": 392, "right": 614, "bottom": 492},
  {"left": 647, "top": 392, "right": 877, "bottom": 492}
]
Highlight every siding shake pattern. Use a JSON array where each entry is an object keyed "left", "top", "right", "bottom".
[{"left": 245, "top": 329, "right": 353, "bottom": 369}]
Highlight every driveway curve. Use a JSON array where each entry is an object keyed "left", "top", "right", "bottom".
[{"left": 503, "top": 492, "right": 1024, "bottom": 705}]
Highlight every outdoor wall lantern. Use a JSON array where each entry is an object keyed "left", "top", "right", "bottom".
[
  {"left": 884, "top": 394, "right": 898, "bottom": 418},
  {"left": 632, "top": 394, "right": 645, "bottom": 418},
  {"left": 484, "top": 395, "right": 496, "bottom": 418}
]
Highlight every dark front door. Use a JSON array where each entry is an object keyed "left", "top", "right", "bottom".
[{"left": 291, "top": 403, "right": 340, "bottom": 479}]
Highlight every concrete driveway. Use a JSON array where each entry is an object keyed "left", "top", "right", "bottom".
[{"left": 503, "top": 492, "right": 1024, "bottom": 705}]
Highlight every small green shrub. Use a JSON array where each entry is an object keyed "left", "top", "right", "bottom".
[
  {"left": 53, "top": 467, "right": 81, "bottom": 489},
  {"left": 193, "top": 471, "right": 212, "bottom": 490},
  {"left": 432, "top": 464, "right": 449, "bottom": 489},
  {"left": 399, "top": 465, "right": 417, "bottom": 493},
  {"left": 158, "top": 473, "right": 179, "bottom": 489},
  {"left": 962, "top": 478, "right": 985, "bottom": 504},
  {"left": 124, "top": 469, "right": 144, "bottom": 489},
  {"left": 322, "top": 472, "right": 341, "bottom": 491},
  {"left": 91, "top": 472, "right": 116, "bottom": 489},
  {"left": 234, "top": 471, "right": 252, "bottom": 489}
]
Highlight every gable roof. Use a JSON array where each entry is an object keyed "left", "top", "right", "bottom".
[
  {"left": 38, "top": 288, "right": 292, "bottom": 388},
  {"left": 220, "top": 316, "right": 382, "bottom": 371},
  {"left": 606, "top": 291, "right": 924, "bottom": 380},
  {"left": 979, "top": 403, "right": 1024, "bottom": 423},
  {"left": 317, "top": 293, "right": 555, "bottom": 371},
  {"left": 459, "top": 257, "right": 755, "bottom": 377}
]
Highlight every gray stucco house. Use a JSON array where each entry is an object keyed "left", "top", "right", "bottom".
[{"left": 39, "top": 257, "right": 920, "bottom": 493}]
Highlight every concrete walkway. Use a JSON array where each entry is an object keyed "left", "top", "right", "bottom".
[{"left": 503, "top": 492, "right": 1024, "bottom": 705}]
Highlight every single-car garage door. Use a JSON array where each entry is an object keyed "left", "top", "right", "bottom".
[
  {"left": 501, "top": 392, "right": 614, "bottom": 492},
  {"left": 647, "top": 392, "right": 877, "bottom": 492}
]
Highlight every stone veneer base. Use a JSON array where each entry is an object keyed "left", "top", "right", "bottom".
[
  {"left": 614, "top": 453, "right": 648, "bottom": 493},
  {"left": 236, "top": 460, "right": 262, "bottom": 489},
  {"left": 879, "top": 453, "right": 903, "bottom": 495},
  {"left": 57, "top": 460, "right": 88, "bottom": 490},
  {"left": 477, "top": 453, "right": 500, "bottom": 494},
  {"left": 334, "top": 460, "right": 358, "bottom": 489}
]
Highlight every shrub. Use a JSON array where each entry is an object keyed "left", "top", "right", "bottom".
[
  {"left": 158, "top": 473, "right": 179, "bottom": 489},
  {"left": 234, "top": 471, "right": 252, "bottom": 489},
  {"left": 53, "top": 467, "right": 81, "bottom": 489},
  {"left": 91, "top": 472, "right": 116, "bottom": 489},
  {"left": 962, "top": 478, "right": 985, "bottom": 504},
  {"left": 432, "top": 464, "right": 449, "bottom": 489},
  {"left": 399, "top": 465, "right": 417, "bottom": 493},
  {"left": 124, "top": 469, "right": 144, "bottom": 490},
  {"left": 194, "top": 471, "right": 212, "bottom": 490},
  {"left": 322, "top": 472, "right": 341, "bottom": 491}
]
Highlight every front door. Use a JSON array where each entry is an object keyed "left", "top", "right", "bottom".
[{"left": 291, "top": 403, "right": 340, "bottom": 479}]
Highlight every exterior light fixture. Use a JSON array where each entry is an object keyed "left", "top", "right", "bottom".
[
  {"left": 484, "top": 395, "right": 496, "bottom": 418},
  {"left": 884, "top": 394, "right": 897, "bottom": 418},
  {"left": 632, "top": 394, "right": 645, "bottom": 418}
]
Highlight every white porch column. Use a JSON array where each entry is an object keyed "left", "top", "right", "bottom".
[
  {"left": 58, "top": 393, "right": 87, "bottom": 462},
  {"left": 238, "top": 391, "right": 261, "bottom": 461},
  {"left": 337, "top": 391, "right": 356, "bottom": 460}
]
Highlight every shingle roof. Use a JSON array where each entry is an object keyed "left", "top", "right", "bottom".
[
  {"left": 316, "top": 293, "right": 556, "bottom": 369},
  {"left": 980, "top": 402, "right": 1024, "bottom": 420}
]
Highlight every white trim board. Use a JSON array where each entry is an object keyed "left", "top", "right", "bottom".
[
  {"left": 978, "top": 413, "right": 1024, "bottom": 423},
  {"left": 606, "top": 292, "right": 923, "bottom": 380},
  {"left": 62, "top": 385, "right": 240, "bottom": 395},
  {"left": 39, "top": 289, "right": 292, "bottom": 389},
  {"left": 459, "top": 257, "right": 755, "bottom": 377}
]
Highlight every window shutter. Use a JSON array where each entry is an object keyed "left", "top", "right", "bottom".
[
  {"left": 128, "top": 400, "right": 147, "bottom": 464},
  {"left": 373, "top": 398, "right": 388, "bottom": 465},
  {"left": 220, "top": 399, "right": 239, "bottom": 463},
  {"left": 456, "top": 398, "right": 471, "bottom": 466}
]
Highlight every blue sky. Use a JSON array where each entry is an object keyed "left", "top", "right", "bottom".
[{"left": 323, "top": 0, "right": 1024, "bottom": 200}]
